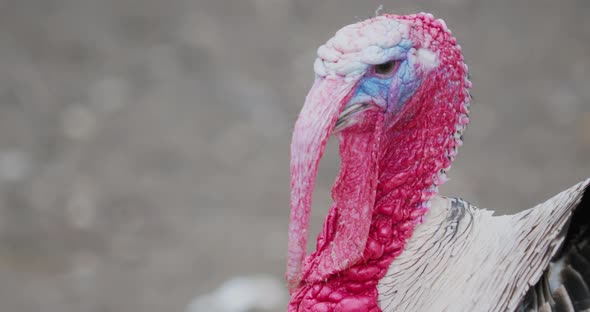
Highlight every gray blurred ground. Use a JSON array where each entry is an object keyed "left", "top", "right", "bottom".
[{"left": 0, "top": 0, "right": 588, "bottom": 311}]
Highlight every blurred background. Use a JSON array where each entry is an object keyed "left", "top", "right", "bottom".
[{"left": 0, "top": 0, "right": 588, "bottom": 311}]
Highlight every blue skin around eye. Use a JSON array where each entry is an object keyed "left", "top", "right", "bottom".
[
  {"left": 351, "top": 60, "right": 420, "bottom": 114},
  {"left": 355, "top": 76, "right": 393, "bottom": 103},
  {"left": 396, "top": 62, "right": 420, "bottom": 104}
]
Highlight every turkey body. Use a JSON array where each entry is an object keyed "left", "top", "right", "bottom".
[{"left": 378, "top": 179, "right": 590, "bottom": 312}]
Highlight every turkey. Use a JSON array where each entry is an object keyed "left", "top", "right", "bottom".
[{"left": 286, "top": 13, "right": 590, "bottom": 312}]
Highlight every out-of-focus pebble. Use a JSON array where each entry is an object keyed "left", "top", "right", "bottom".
[
  {"left": 62, "top": 106, "right": 97, "bottom": 140},
  {"left": 0, "top": 149, "right": 31, "bottom": 182}
]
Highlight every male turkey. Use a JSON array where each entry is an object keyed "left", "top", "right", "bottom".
[{"left": 286, "top": 12, "right": 590, "bottom": 311}]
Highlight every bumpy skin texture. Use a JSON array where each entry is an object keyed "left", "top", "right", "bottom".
[{"left": 288, "top": 13, "right": 471, "bottom": 311}]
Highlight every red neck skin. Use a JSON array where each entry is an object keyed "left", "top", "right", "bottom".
[{"left": 288, "top": 39, "right": 470, "bottom": 311}]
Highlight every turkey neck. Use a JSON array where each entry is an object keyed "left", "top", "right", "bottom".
[{"left": 301, "top": 63, "right": 470, "bottom": 296}]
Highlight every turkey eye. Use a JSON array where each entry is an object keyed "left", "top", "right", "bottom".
[{"left": 374, "top": 61, "right": 396, "bottom": 76}]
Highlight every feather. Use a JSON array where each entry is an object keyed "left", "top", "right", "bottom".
[
  {"left": 515, "top": 184, "right": 590, "bottom": 312},
  {"left": 378, "top": 179, "right": 590, "bottom": 312}
]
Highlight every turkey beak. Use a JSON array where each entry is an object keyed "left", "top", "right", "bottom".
[{"left": 287, "top": 76, "right": 358, "bottom": 291}]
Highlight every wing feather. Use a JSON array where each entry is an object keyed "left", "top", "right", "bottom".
[{"left": 377, "top": 178, "right": 590, "bottom": 312}]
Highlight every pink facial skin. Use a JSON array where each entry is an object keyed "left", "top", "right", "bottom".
[{"left": 287, "top": 13, "right": 471, "bottom": 311}]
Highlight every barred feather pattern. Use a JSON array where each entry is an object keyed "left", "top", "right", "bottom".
[{"left": 377, "top": 178, "right": 590, "bottom": 312}]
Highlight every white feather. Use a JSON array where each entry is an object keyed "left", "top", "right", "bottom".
[{"left": 377, "top": 178, "right": 590, "bottom": 311}]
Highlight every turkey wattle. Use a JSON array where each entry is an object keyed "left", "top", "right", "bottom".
[{"left": 287, "top": 12, "right": 590, "bottom": 312}]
